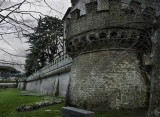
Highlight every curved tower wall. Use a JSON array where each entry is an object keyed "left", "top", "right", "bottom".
[
  {"left": 64, "top": 0, "right": 155, "bottom": 110},
  {"left": 68, "top": 51, "right": 147, "bottom": 110}
]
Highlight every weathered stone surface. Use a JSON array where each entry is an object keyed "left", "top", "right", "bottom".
[
  {"left": 62, "top": 107, "right": 95, "bottom": 117},
  {"left": 17, "top": 82, "right": 25, "bottom": 90},
  {"left": 63, "top": 0, "right": 155, "bottom": 111},
  {"left": 17, "top": 54, "right": 72, "bottom": 97},
  {"left": 147, "top": 17, "right": 160, "bottom": 117},
  {"left": 66, "top": 51, "right": 148, "bottom": 110},
  {"left": 18, "top": 74, "right": 70, "bottom": 97},
  {"left": 24, "top": 72, "right": 70, "bottom": 97},
  {"left": 64, "top": 0, "right": 154, "bottom": 57},
  {"left": 17, "top": 79, "right": 27, "bottom": 90}
]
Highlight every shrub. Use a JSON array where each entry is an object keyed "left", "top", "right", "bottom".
[{"left": 16, "top": 97, "right": 63, "bottom": 112}]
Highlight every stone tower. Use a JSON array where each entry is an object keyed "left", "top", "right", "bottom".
[{"left": 63, "top": 0, "right": 155, "bottom": 110}]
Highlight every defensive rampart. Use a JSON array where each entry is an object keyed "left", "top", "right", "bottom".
[
  {"left": 64, "top": 0, "right": 153, "bottom": 110},
  {"left": 18, "top": 54, "right": 72, "bottom": 97}
]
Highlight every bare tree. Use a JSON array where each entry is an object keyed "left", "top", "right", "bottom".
[{"left": 0, "top": 0, "right": 65, "bottom": 70}]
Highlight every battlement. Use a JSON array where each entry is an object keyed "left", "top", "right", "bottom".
[
  {"left": 64, "top": 0, "right": 155, "bottom": 38},
  {"left": 85, "top": 1, "right": 98, "bottom": 14},
  {"left": 63, "top": 0, "right": 155, "bottom": 57}
]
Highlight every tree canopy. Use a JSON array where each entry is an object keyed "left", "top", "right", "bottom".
[
  {"left": 0, "top": 65, "right": 20, "bottom": 80},
  {"left": 0, "top": 66, "right": 20, "bottom": 74},
  {"left": 25, "top": 16, "right": 63, "bottom": 76}
]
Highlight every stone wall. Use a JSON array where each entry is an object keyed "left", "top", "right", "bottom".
[
  {"left": 64, "top": 0, "right": 154, "bottom": 111},
  {"left": 66, "top": 50, "right": 148, "bottom": 110},
  {"left": 65, "top": 0, "right": 154, "bottom": 58},
  {"left": 65, "top": 0, "right": 154, "bottom": 39},
  {"left": 17, "top": 54, "right": 72, "bottom": 97},
  {"left": 17, "top": 79, "right": 26, "bottom": 90},
  {"left": 26, "top": 72, "right": 70, "bottom": 97}
]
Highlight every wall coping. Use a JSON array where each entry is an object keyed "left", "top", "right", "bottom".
[{"left": 26, "top": 54, "right": 72, "bottom": 82}]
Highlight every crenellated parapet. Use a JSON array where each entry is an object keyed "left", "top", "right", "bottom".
[{"left": 64, "top": 0, "right": 155, "bottom": 57}]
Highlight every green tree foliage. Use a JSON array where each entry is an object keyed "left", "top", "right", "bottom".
[
  {"left": 25, "top": 16, "right": 63, "bottom": 76},
  {"left": 0, "top": 66, "right": 20, "bottom": 81}
]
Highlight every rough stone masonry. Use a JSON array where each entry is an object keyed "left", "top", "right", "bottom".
[{"left": 63, "top": 0, "right": 157, "bottom": 111}]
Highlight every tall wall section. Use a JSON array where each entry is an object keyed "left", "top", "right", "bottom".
[
  {"left": 26, "top": 72, "right": 70, "bottom": 97},
  {"left": 64, "top": 0, "right": 154, "bottom": 110},
  {"left": 17, "top": 79, "right": 26, "bottom": 90},
  {"left": 18, "top": 54, "right": 72, "bottom": 97}
]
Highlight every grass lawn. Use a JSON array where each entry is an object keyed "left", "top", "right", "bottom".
[
  {"left": 0, "top": 88, "right": 147, "bottom": 117},
  {"left": 0, "top": 88, "right": 63, "bottom": 117}
]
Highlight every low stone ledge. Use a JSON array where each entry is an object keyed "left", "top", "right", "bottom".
[
  {"left": 62, "top": 107, "right": 95, "bottom": 117},
  {"left": 0, "top": 83, "right": 16, "bottom": 88}
]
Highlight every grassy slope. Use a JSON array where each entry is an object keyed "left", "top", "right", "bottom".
[{"left": 0, "top": 88, "right": 63, "bottom": 117}]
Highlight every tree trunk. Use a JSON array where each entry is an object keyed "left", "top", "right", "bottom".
[{"left": 147, "top": 18, "right": 160, "bottom": 117}]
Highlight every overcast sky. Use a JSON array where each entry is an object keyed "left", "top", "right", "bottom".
[{"left": 0, "top": 0, "right": 71, "bottom": 72}]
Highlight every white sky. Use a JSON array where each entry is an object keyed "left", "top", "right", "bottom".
[{"left": 0, "top": 0, "right": 71, "bottom": 72}]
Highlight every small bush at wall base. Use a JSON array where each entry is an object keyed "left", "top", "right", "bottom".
[{"left": 16, "top": 97, "right": 63, "bottom": 112}]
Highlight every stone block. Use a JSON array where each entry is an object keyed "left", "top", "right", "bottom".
[{"left": 62, "top": 107, "right": 95, "bottom": 117}]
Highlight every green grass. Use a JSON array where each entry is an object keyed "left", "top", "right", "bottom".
[
  {"left": 0, "top": 88, "right": 63, "bottom": 117},
  {"left": 0, "top": 88, "right": 147, "bottom": 117}
]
